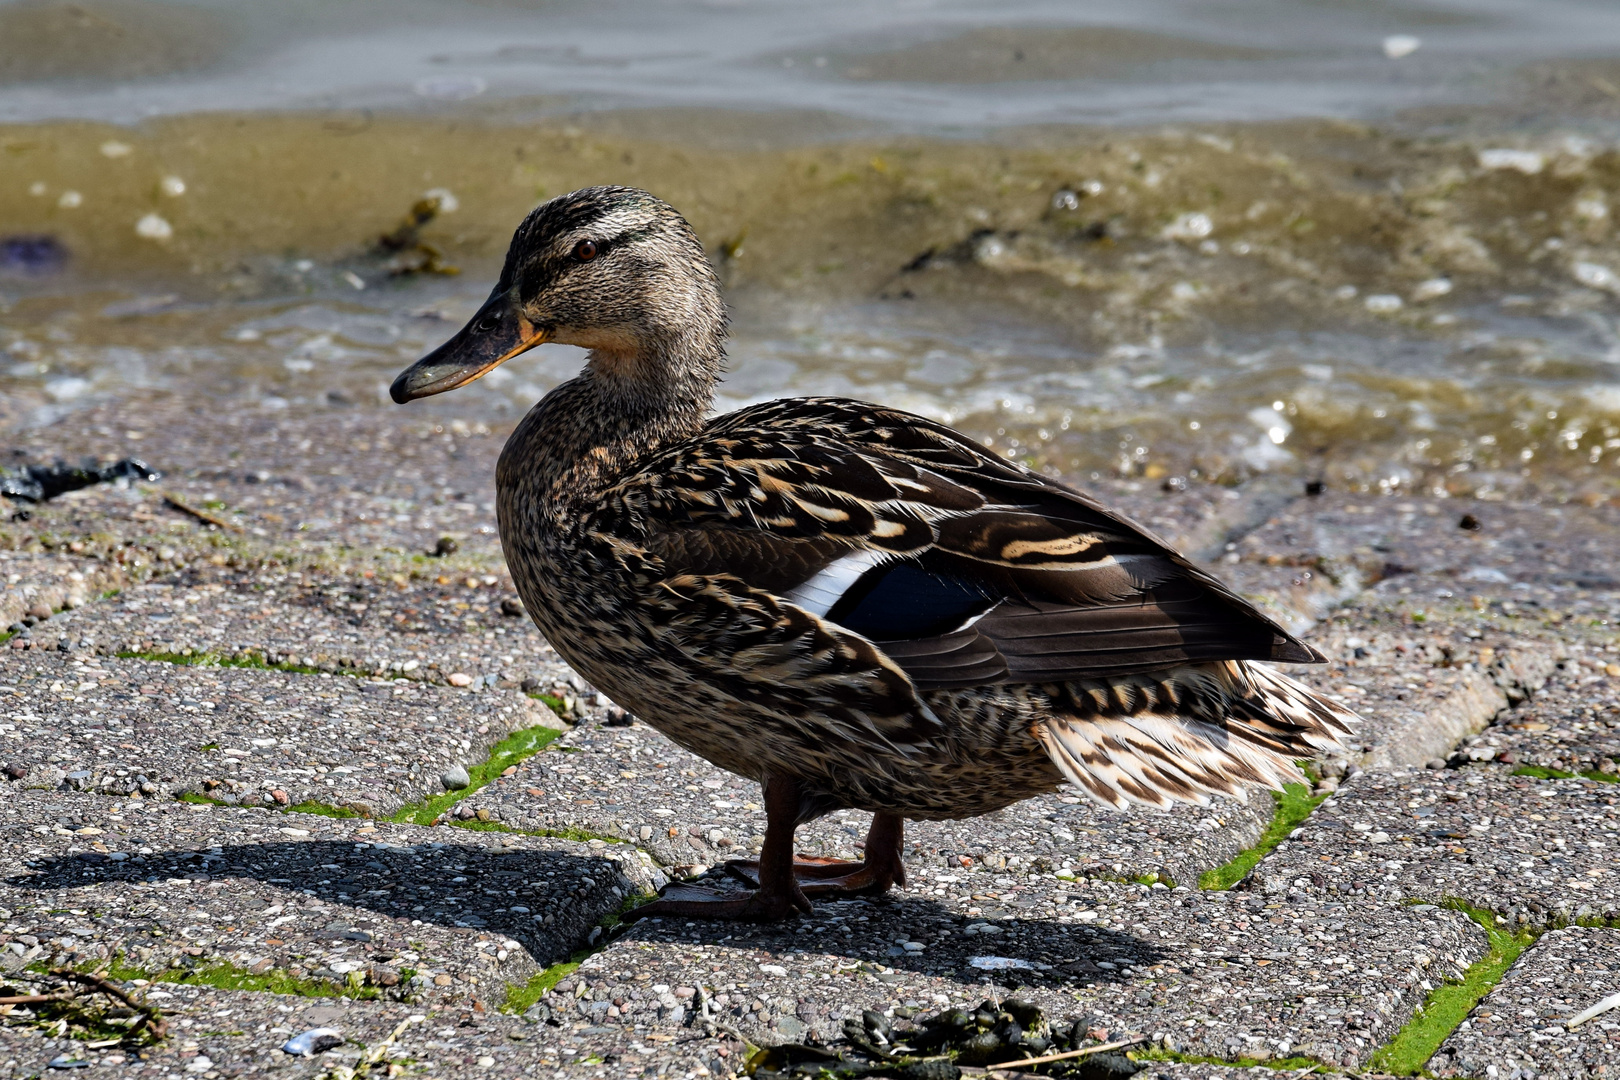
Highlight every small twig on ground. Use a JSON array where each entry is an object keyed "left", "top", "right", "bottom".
[
  {"left": 0, "top": 993, "right": 72, "bottom": 1006},
  {"left": 48, "top": 968, "right": 169, "bottom": 1040},
  {"left": 984, "top": 1036, "right": 1147, "bottom": 1071},
  {"left": 161, "top": 493, "right": 243, "bottom": 532}
]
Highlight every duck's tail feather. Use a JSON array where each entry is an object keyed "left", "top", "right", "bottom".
[{"left": 1034, "top": 660, "right": 1357, "bottom": 811}]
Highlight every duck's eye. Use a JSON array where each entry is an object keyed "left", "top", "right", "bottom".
[{"left": 573, "top": 239, "right": 599, "bottom": 262}]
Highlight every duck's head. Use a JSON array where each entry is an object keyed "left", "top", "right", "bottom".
[{"left": 391, "top": 185, "right": 724, "bottom": 404}]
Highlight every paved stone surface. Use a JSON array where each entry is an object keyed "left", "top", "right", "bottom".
[
  {"left": 1224, "top": 493, "right": 1620, "bottom": 604},
  {"left": 0, "top": 550, "right": 125, "bottom": 632},
  {"left": 49, "top": 577, "right": 579, "bottom": 695},
  {"left": 461, "top": 715, "right": 1273, "bottom": 888},
  {"left": 1248, "top": 761, "right": 1620, "bottom": 928},
  {"left": 11, "top": 404, "right": 1620, "bottom": 1076},
  {"left": 551, "top": 876, "right": 1484, "bottom": 1069},
  {"left": 1489, "top": 662, "right": 1620, "bottom": 779},
  {"left": 1289, "top": 595, "right": 1565, "bottom": 770},
  {"left": 0, "top": 649, "right": 560, "bottom": 817},
  {"left": 1431, "top": 926, "right": 1620, "bottom": 1080},
  {"left": 5, "top": 401, "right": 510, "bottom": 563},
  {"left": 0, "top": 981, "right": 734, "bottom": 1078},
  {"left": 0, "top": 790, "right": 655, "bottom": 1005}
]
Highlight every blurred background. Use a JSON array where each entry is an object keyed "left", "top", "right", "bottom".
[{"left": 5, "top": 0, "right": 1620, "bottom": 500}]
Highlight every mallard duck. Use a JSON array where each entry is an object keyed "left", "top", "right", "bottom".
[{"left": 391, "top": 186, "right": 1355, "bottom": 921}]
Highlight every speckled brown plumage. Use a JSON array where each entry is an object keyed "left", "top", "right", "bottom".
[{"left": 392, "top": 185, "right": 1356, "bottom": 919}]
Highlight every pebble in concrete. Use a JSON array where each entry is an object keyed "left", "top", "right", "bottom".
[
  {"left": 0, "top": 649, "right": 559, "bottom": 818},
  {"left": 557, "top": 875, "right": 1483, "bottom": 1069},
  {"left": 0, "top": 790, "right": 654, "bottom": 1006},
  {"left": 1249, "top": 764, "right": 1620, "bottom": 928},
  {"left": 460, "top": 716, "right": 1274, "bottom": 888},
  {"left": 1431, "top": 926, "right": 1620, "bottom": 1079}
]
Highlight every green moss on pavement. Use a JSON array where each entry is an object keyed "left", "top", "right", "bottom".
[
  {"left": 102, "top": 956, "right": 380, "bottom": 1000},
  {"left": 388, "top": 724, "right": 562, "bottom": 826},
  {"left": 1366, "top": 899, "right": 1536, "bottom": 1076},
  {"left": 1512, "top": 764, "right": 1619, "bottom": 785},
  {"left": 504, "top": 960, "right": 581, "bottom": 1015},
  {"left": 116, "top": 648, "right": 325, "bottom": 676},
  {"left": 1199, "top": 781, "right": 1325, "bottom": 890},
  {"left": 501, "top": 894, "right": 651, "bottom": 1015}
]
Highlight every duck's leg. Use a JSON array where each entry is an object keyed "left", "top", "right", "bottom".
[
  {"left": 623, "top": 776, "right": 812, "bottom": 922},
  {"left": 725, "top": 811, "right": 907, "bottom": 897}
]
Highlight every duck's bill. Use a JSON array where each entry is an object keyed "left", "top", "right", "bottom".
[{"left": 390, "top": 292, "right": 547, "bottom": 403}]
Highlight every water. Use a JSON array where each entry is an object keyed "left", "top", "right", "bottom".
[
  {"left": 4, "top": 1, "right": 1620, "bottom": 499},
  {"left": 5, "top": 0, "right": 1620, "bottom": 130}
]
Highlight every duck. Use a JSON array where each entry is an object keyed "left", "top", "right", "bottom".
[{"left": 390, "top": 185, "right": 1355, "bottom": 921}]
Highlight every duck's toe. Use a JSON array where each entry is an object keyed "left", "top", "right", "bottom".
[
  {"left": 724, "top": 855, "right": 904, "bottom": 896},
  {"left": 624, "top": 880, "right": 812, "bottom": 923}
]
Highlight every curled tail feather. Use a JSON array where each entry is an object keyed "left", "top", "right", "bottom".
[{"left": 1035, "top": 660, "right": 1357, "bottom": 811}]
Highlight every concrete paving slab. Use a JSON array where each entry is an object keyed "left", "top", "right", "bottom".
[
  {"left": 459, "top": 715, "right": 1273, "bottom": 888},
  {"left": 1247, "top": 764, "right": 1620, "bottom": 928},
  {"left": 557, "top": 875, "right": 1484, "bottom": 1069},
  {"left": 1430, "top": 925, "right": 1620, "bottom": 1080},
  {"left": 0, "top": 550, "right": 125, "bottom": 631},
  {"left": 5, "top": 400, "right": 511, "bottom": 563},
  {"left": 0, "top": 980, "right": 733, "bottom": 1079},
  {"left": 47, "top": 578, "right": 580, "bottom": 697},
  {"left": 0, "top": 649, "right": 560, "bottom": 817},
  {"left": 1487, "top": 665, "right": 1620, "bottom": 779},
  {"left": 0, "top": 790, "right": 655, "bottom": 1008},
  {"left": 1285, "top": 596, "right": 1564, "bottom": 770},
  {"left": 1225, "top": 493, "right": 1620, "bottom": 598}
]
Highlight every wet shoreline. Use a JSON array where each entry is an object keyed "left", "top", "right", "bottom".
[{"left": 2, "top": 105, "right": 1619, "bottom": 500}]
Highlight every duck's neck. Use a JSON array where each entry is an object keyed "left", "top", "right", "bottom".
[{"left": 497, "top": 331, "right": 722, "bottom": 517}]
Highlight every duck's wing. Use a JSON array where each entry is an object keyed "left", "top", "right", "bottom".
[{"left": 617, "top": 397, "right": 1319, "bottom": 693}]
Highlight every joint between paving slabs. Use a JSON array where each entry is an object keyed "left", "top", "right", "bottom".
[
  {"left": 1198, "top": 776, "right": 1328, "bottom": 892},
  {"left": 1362, "top": 897, "right": 1541, "bottom": 1076},
  {"left": 1511, "top": 764, "right": 1620, "bottom": 785},
  {"left": 500, "top": 891, "right": 655, "bottom": 1017},
  {"left": 99, "top": 647, "right": 582, "bottom": 723},
  {"left": 174, "top": 725, "right": 614, "bottom": 838},
  {"left": 1202, "top": 644, "right": 1573, "bottom": 896},
  {"left": 21, "top": 953, "right": 393, "bottom": 1014},
  {"left": 4, "top": 595, "right": 100, "bottom": 645}
]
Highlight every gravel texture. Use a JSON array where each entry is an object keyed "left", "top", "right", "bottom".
[
  {"left": 1430, "top": 926, "right": 1620, "bottom": 1080},
  {"left": 1488, "top": 664, "right": 1620, "bottom": 779},
  {"left": 1288, "top": 595, "right": 1564, "bottom": 770},
  {"left": 1248, "top": 762, "right": 1620, "bottom": 928},
  {"left": 0, "top": 549, "right": 125, "bottom": 631},
  {"left": 550, "top": 876, "right": 1484, "bottom": 1069},
  {"left": 0, "top": 648, "right": 561, "bottom": 817},
  {"left": 0, "top": 790, "right": 654, "bottom": 1003},
  {"left": 45, "top": 577, "right": 580, "bottom": 696},
  {"left": 0, "top": 981, "right": 735, "bottom": 1079},
  {"left": 459, "top": 715, "right": 1273, "bottom": 889}
]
